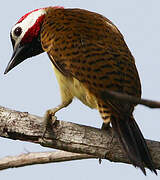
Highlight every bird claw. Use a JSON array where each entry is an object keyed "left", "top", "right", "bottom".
[
  {"left": 99, "top": 158, "right": 102, "bottom": 164},
  {"left": 42, "top": 109, "right": 57, "bottom": 139},
  {"left": 101, "top": 122, "right": 111, "bottom": 131},
  {"left": 98, "top": 122, "right": 113, "bottom": 164}
]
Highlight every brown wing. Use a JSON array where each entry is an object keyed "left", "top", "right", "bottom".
[{"left": 41, "top": 8, "right": 141, "bottom": 112}]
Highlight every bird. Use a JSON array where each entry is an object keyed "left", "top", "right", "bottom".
[{"left": 4, "top": 6, "right": 157, "bottom": 175}]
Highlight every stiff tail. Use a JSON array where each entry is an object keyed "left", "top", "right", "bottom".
[{"left": 111, "top": 115, "right": 157, "bottom": 175}]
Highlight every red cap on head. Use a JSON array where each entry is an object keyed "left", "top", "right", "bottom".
[
  {"left": 17, "top": 6, "right": 64, "bottom": 44},
  {"left": 21, "top": 14, "right": 45, "bottom": 43}
]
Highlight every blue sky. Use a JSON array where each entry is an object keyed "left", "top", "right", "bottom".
[{"left": 0, "top": 0, "right": 160, "bottom": 179}]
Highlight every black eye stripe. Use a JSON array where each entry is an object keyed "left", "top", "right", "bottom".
[{"left": 14, "top": 27, "right": 22, "bottom": 37}]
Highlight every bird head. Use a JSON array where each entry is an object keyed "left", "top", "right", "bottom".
[{"left": 4, "top": 8, "right": 47, "bottom": 74}]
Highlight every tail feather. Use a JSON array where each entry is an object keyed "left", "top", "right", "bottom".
[
  {"left": 111, "top": 115, "right": 157, "bottom": 175},
  {"left": 130, "top": 120, "right": 157, "bottom": 174}
]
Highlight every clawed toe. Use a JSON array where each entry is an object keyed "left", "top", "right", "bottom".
[{"left": 42, "top": 109, "right": 57, "bottom": 138}]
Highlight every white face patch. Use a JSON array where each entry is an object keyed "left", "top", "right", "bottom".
[{"left": 11, "top": 8, "right": 46, "bottom": 47}]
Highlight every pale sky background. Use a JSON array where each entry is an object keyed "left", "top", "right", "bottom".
[{"left": 0, "top": 0, "right": 160, "bottom": 179}]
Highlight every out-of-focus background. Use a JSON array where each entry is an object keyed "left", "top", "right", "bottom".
[{"left": 0, "top": 0, "right": 160, "bottom": 179}]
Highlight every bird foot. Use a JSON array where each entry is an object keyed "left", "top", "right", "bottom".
[
  {"left": 101, "top": 122, "right": 111, "bottom": 131},
  {"left": 42, "top": 109, "right": 57, "bottom": 139},
  {"left": 98, "top": 122, "right": 113, "bottom": 163},
  {"left": 99, "top": 157, "right": 102, "bottom": 164}
]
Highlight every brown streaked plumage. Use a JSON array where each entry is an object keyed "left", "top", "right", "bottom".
[{"left": 4, "top": 7, "right": 157, "bottom": 175}]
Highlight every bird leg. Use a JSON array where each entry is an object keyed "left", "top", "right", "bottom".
[
  {"left": 42, "top": 100, "right": 72, "bottom": 138},
  {"left": 101, "top": 122, "right": 111, "bottom": 131},
  {"left": 99, "top": 122, "right": 113, "bottom": 164}
]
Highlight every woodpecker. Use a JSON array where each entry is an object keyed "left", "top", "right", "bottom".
[{"left": 4, "top": 6, "right": 157, "bottom": 175}]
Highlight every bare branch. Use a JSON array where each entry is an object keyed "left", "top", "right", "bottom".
[
  {"left": 101, "top": 90, "right": 160, "bottom": 108},
  {"left": 0, "top": 151, "right": 94, "bottom": 170},
  {"left": 0, "top": 106, "right": 160, "bottom": 171}
]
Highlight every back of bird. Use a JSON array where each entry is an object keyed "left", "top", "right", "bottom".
[{"left": 42, "top": 8, "right": 141, "bottom": 97}]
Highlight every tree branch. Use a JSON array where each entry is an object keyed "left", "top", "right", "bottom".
[
  {"left": 0, "top": 151, "right": 94, "bottom": 170},
  {"left": 0, "top": 106, "right": 160, "bottom": 171},
  {"left": 101, "top": 90, "right": 160, "bottom": 108}
]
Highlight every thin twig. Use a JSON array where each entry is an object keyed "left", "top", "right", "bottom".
[
  {"left": 101, "top": 90, "right": 160, "bottom": 108},
  {"left": 0, "top": 151, "right": 95, "bottom": 170}
]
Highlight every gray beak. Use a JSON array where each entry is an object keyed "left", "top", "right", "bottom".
[{"left": 4, "top": 43, "right": 27, "bottom": 74}]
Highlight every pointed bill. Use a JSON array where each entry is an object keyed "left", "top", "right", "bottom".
[{"left": 4, "top": 43, "right": 27, "bottom": 74}]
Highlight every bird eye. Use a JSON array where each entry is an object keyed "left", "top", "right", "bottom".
[{"left": 14, "top": 27, "right": 22, "bottom": 37}]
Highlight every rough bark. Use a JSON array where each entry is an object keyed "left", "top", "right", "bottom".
[{"left": 0, "top": 106, "right": 160, "bottom": 171}]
